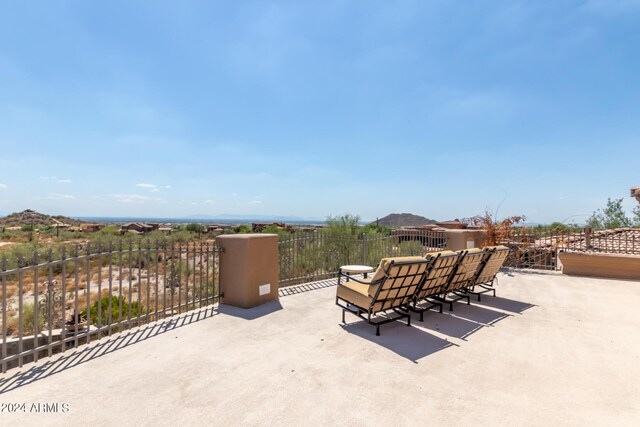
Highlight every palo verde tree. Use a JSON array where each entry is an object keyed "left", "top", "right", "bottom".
[
  {"left": 324, "top": 214, "right": 362, "bottom": 265},
  {"left": 586, "top": 198, "right": 639, "bottom": 229}
]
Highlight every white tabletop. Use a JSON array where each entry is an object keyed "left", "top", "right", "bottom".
[{"left": 340, "top": 265, "right": 374, "bottom": 273}]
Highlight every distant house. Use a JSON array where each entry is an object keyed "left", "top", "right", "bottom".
[
  {"left": 120, "top": 222, "right": 155, "bottom": 234},
  {"left": 51, "top": 223, "right": 71, "bottom": 229},
  {"left": 81, "top": 223, "right": 103, "bottom": 233},
  {"left": 158, "top": 225, "right": 173, "bottom": 233},
  {"left": 204, "top": 224, "right": 233, "bottom": 234},
  {"left": 252, "top": 222, "right": 292, "bottom": 232}
]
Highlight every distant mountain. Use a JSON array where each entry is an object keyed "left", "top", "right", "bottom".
[
  {"left": 373, "top": 213, "right": 437, "bottom": 228},
  {"left": 0, "top": 209, "right": 85, "bottom": 227}
]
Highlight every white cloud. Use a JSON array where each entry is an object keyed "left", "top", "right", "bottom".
[
  {"left": 136, "top": 183, "right": 157, "bottom": 189},
  {"left": 0, "top": 183, "right": 6, "bottom": 189},
  {"left": 249, "top": 200, "right": 262, "bottom": 205},
  {"left": 112, "top": 194, "right": 163, "bottom": 203},
  {"left": 136, "top": 183, "right": 170, "bottom": 192},
  {"left": 40, "top": 176, "right": 72, "bottom": 183},
  {"left": 204, "top": 200, "right": 215, "bottom": 204},
  {"left": 47, "top": 193, "right": 74, "bottom": 199}
]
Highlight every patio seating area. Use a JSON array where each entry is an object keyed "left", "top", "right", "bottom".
[{"left": 1, "top": 270, "right": 639, "bottom": 425}]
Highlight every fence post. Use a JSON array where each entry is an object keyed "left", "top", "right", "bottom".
[
  {"left": 217, "top": 234, "right": 279, "bottom": 308},
  {"left": 585, "top": 227, "right": 592, "bottom": 249},
  {"left": 361, "top": 233, "right": 367, "bottom": 265}
]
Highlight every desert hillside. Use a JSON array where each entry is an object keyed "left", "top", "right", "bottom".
[
  {"left": 0, "top": 209, "right": 85, "bottom": 227},
  {"left": 373, "top": 213, "right": 437, "bottom": 227}
]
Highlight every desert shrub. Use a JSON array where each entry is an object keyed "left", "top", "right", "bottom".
[
  {"left": 471, "top": 211, "right": 526, "bottom": 246},
  {"left": 236, "top": 225, "right": 251, "bottom": 234},
  {"left": 261, "top": 224, "right": 290, "bottom": 239},
  {"left": 18, "top": 302, "right": 47, "bottom": 335},
  {"left": 96, "top": 225, "right": 121, "bottom": 236},
  {"left": 80, "top": 296, "right": 142, "bottom": 326},
  {"left": 397, "top": 240, "right": 425, "bottom": 256},
  {"left": 185, "top": 223, "right": 204, "bottom": 233},
  {"left": 362, "top": 222, "right": 391, "bottom": 235},
  {"left": 21, "top": 225, "right": 35, "bottom": 232}
]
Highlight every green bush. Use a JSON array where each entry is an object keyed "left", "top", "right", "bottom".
[
  {"left": 21, "top": 303, "right": 47, "bottom": 335},
  {"left": 96, "top": 225, "right": 121, "bottom": 236},
  {"left": 80, "top": 296, "right": 142, "bottom": 326},
  {"left": 185, "top": 223, "right": 204, "bottom": 233},
  {"left": 586, "top": 198, "right": 639, "bottom": 229},
  {"left": 236, "top": 225, "right": 251, "bottom": 233},
  {"left": 261, "top": 224, "right": 290, "bottom": 239}
]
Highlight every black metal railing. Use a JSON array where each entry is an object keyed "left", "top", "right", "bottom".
[
  {"left": 501, "top": 227, "right": 640, "bottom": 270},
  {"left": 278, "top": 229, "right": 447, "bottom": 287},
  {"left": 0, "top": 240, "right": 220, "bottom": 373}
]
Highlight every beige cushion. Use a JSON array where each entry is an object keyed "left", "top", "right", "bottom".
[
  {"left": 476, "top": 246, "right": 510, "bottom": 283},
  {"left": 337, "top": 256, "right": 427, "bottom": 313},
  {"left": 418, "top": 251, "right": 461, "bottom": 297},
  {"left": 448, "top": 249, "right": 486, "bottom": 291}
]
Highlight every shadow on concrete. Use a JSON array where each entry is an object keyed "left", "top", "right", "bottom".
[
  {"left": 503, "top": 268, "right": 559, "bottom": 277},
  {"left": 341, "top": 320, "right": 455, "bottom": 363},
  {"left": 444, "top": 303, "right": 512, "bottom": 327},
  {"left": 217, "top": 300, "right": 283, "bottom": 320},
  {"left": 473, "top": 296, "right": 535, "bottom": 314},
  {"left": 0, "top": 306, "right": 218, "bottom": 395},
  {"left": 417, "top": 311, "right": 485, "bottom": 340},
  {"left": 279, "top": 277, "right": 338, "bottom": 297}
]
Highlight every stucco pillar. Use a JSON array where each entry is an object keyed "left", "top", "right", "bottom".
[
  {"left": 443, "top": 229, "right": 488, "bottom": 250},
  {"left": 217, "top": 234, "right": 280, "bottom": 308}
]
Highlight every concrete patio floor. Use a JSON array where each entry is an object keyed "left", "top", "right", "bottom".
[{"left": 1, "top": 271, "right": 639, "bottom": 426}]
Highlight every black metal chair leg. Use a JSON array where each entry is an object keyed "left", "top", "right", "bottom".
[
  {"left": 376, "top": 325, "right": 380, "bottom": 336},
  {"left": 342, "top": 309, "right": 346, "bottom": 324},
  {"left": 407, "top": 315, "right": 411, "bottom": 327}
]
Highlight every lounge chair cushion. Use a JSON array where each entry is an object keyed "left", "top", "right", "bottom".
[
  {"left": 367, "top": 255, "right": 424, "bottom": 292},
  {"left": 338, "top": 256, "right": 425, "bottom": 312}
]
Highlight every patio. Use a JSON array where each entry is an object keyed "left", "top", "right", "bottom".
[{"left": 1, "top": 270, "right": 639, "bottom": 426}]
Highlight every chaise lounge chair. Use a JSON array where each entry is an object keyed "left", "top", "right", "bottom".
[
  {"left": 466, "top": 245, "right": 511, "bottom": 301},
  {"left": 410, "top": 251, "right": 461, "bottom": 321},
  {"left": 336, "top": 256, "right": 430, "bottom": 336},
  {"left": 439, "top": 248, "right": 486, "bottom": 310}
]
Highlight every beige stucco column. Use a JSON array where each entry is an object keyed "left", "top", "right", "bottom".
[
  {"left": 443, "top": 229, "right": 488, "bottom": 250},
  {"left": 217, "top": 234, "right": 280, "bottom": 308}
]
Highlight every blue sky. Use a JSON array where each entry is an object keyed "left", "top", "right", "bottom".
[{"left": 0, "top": 1, "right": 639, "bottom": 223}]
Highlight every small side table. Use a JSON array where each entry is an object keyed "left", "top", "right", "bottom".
[{"left": 338, "top": 265, "right": 374, "bottom": 284}]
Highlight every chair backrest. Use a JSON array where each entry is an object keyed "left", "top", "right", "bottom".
[
  {"left": 446, "top": 248, "right": 486, "bottom": 292},
  {"left": 368, "top": 256, "right": 430, "bottom": 312},
  {"left": 415, "top": 251, "right": 461, "bottom": 299},
  {"left": 474, "top": 245, "right": 510, "bottom": 285}
]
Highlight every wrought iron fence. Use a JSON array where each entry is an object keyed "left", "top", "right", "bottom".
[
  {"left": 0, "top": 240, "right": 220, "bottom": 373},
  {"left": 278, "top": 229, "right": 447, "bottom": 287},
  {"left": 501, "top": 227, "right": 640, "bottom": 270}
]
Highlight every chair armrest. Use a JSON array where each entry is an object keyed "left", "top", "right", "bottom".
[{"left": 338, "top": 271, "right": 371, "bottom": 285}]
